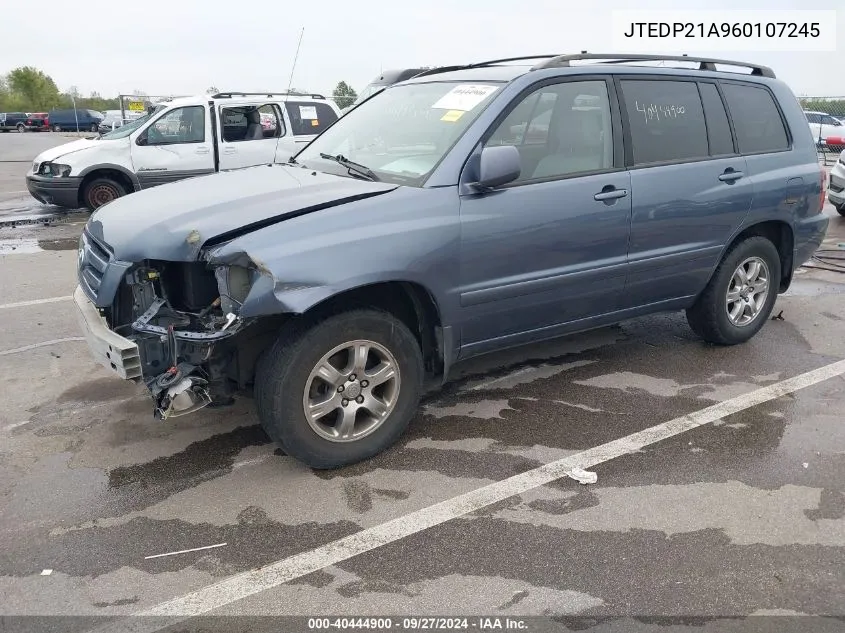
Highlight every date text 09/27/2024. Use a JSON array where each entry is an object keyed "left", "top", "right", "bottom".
[{"left": 307, "top": 617, "right": 529, "bottom": 630}]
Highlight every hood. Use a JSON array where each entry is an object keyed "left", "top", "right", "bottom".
[
  {"left": 86, "top": 164, "right": 399, "bottom": 262},
  {"left": 34, "top": 138, "right": 101, "bottom": 163}
]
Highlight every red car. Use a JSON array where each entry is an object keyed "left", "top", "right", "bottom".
[{"left": 26, "top": 112, "right": 49, "bottom": 131}]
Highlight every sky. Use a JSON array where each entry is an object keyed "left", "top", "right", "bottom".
[{"left": 0, "top": 0, "right": 841, "bottom": 99}]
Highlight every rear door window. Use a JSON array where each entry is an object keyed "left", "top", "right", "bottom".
[
  {"left": 620, "top": 79, "right": 709, "bottom": 165},
  {"left": 721, "top": 83, "right": 789, "bottom": 154},
  {"left": 284, "top": 101, "right": 338, "bottom": 135}
]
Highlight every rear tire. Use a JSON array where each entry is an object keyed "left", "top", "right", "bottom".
[
  {"left": 82, "top": 177, "right": 126, "bottom": 210},
  {"left": 835, "top": 203, "right": 845, "bottom": 217},
  {"left": 90, "top": 123, "right": 98, "bottom": 133},
  {"left": 16, "top": 124, "right": 25, "bottom": 133},
  {"left": 686, "top": 236, "right": 781, "bottom": 346},
  {"left": 255, "top": 309, "right": 424, "bottom": 469},
  {"left": 52, "top": 124, "right": 61, "bottom": 132}
]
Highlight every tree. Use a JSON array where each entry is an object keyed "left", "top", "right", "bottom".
[
  {"left": 6, "top": 66, "right": 61, "bottom": 110},
  {"left": 332, "top": 81, "right": 357, "bottom": 109}
]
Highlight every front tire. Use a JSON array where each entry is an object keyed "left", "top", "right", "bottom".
[
  {"left": 52, "top": 124, "right": 61, "bottom": 132},
  {"left": 90, "top": 123, "right": 98, "bottom": 133},
  {"left": 82, "top": 177, "right": 126, "bottom": 210},
  {"left": 686, "top": 236, "right": 781, "bottom": 345},
  {"left": 835, "top": 203, "right": 845, "bottom": 217},
  {"left": 16, "top": 124, "right": 25, "bottom": 133},
  {"left": 255, "top": 309, "right": 424, "bottom": 469}
]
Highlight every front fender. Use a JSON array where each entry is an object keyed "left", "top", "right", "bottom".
[{"left": 206, "top": 186, "right": 462, "bottom": 324}]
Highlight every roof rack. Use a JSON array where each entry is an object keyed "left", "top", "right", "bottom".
[
  {"left": 530, "top": 53, "right": 775, "bottom": 78},
  {"left": 411, "top": 56, "right": 563, "bottom": 79},
  {"left": 211, "top": 91, "right": 326, "bottom": 100}
]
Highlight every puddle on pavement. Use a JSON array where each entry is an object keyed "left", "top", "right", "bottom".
[{"left": 0, "top": 237, "right": 78, "bottom": 254}]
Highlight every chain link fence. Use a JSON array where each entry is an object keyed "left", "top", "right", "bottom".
[{"left": 798, "top": 97, "right": 845, "bottom": 165}]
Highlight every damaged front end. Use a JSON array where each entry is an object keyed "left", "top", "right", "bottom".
[
  {"left": 80, "top": 228, "right": 267, "bottom": 420},
  {"left": 124, "top": 260, "right": 258, "bottom": 419}
]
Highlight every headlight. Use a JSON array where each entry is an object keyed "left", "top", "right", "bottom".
[{"left": 39, "top": 162, "right": 72, "bottom": 177}]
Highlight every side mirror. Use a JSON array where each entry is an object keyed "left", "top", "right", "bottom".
[
  {"left": 473, "top": 145, "right": 521, "bottom": 190},
  {"left": 136, "top": 134, "right": 148, "bottom": 146}
]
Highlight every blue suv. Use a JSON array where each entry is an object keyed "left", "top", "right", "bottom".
[{"left": 74, "top": 54, "right": 828, "bottom": 468}]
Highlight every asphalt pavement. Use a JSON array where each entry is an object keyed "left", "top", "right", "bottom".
[{"left": 1, "top": 133, "right": 844, "bottom": 633}]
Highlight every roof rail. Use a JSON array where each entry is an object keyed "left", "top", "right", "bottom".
[
  {"left": 530, "top": 53, "right": 776, "bottom": 78},
  {"left": 411, "top": 56, "right": 563, "bottom": 79},
  {"left": 211, "top": 91, "right": 326, "bottom": 100}
]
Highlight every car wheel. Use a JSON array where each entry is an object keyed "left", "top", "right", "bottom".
[
  {"left": 835, "top": 203, "right": 845, "bottom": 217},
  {"left": 82, "top": 177, "right": 126, "bottom": 210},
  {"left": 255, "top": 309, "right": 424, "bottom": 469},
  {"left": 90, "top": 123, "right": 98, "bottom": 133},
  {"left": 16, "top": 124, "right": 25, "bottom": 133},
  {"left": 52, "top": 124, "right": 61, "bottom": 132},
  {"left": 686, "top": 236, "right": 781, "bottom": 346}
]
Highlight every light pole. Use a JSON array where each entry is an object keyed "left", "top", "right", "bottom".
[{"left": 71, "top": 93, "right": 80, "bottom": 133}]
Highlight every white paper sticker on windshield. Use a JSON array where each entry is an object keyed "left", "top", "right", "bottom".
[
  {"left": 431, "top": 85, "right": 498, "bottom": 111},
  {"left": 299, "top": 105, "right": 318, "bottom": 120}
]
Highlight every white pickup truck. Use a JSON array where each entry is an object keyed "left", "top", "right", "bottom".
[{"left": 26, "top": 91, "right": 341, "bottom": 210}]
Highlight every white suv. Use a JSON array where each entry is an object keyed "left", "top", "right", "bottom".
[{"left": 26, "top": 91, "right": 341, "bottom": 210}]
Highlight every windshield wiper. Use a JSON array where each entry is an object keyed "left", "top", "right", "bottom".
[{"left": 319, "top": 153, "right": 379, "bottom": 181}]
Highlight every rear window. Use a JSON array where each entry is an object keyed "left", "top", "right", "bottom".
[
  {"left": 721, "top": 84, "right": 789, "bottom": 154},
  {"left": 284, "top": 101, "right": 338, "bottom": 136},
  {"left": 620, "top": 79, "right": 709, "bottom": 165}
]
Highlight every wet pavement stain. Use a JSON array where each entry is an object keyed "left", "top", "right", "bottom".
[
  {"left": 56, "top": 378, "right": 140, "bottom": 404},
  {"left": 805, "top": 489, "right": 845, "bottom": 521},
  {"left": 37, "top": 237, "right": 79, "bottom": 251},
  {"left": 1, "top": 509, "right": 360, "bottom": 578},
  {"left": 312, "top": 444, "right": 540, "bottom": 481},
  {"left": 107, "top": 425, "right": 272, "bottom": 510},
  {"left": 342, "top": 480, "right": 373, "bottom": 514},
  {"left": 528, "top": 490, "right": 600, "bottom": 516},
  {"left": 337, "top": 518, "right": 845, "bottom": 616},
  {"left": 92, "top": 597, "right": 139, "bottom": 608}
]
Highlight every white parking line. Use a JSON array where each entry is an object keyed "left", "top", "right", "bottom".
[
  {"left": 92, "top": 357, "right": 845, "bottom": 633},
  {"left": 0, "top": 337, "right": 84, "bottom": 357},
  {"left": 0, "top": 296, "right": 72, "bottom": 310}
]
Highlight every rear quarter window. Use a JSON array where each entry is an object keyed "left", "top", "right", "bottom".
[
  {"left": 284, "top": 101, "right": 338, "bottom": 135},
  {"left": 721, "top": 83, "right": 789, "bottom": 154},
  {"left": 620, "top": 79, "right": 709, "bottom": 165}
]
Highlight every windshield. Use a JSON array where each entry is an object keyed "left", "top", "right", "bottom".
[
  {"left": 99, "top": 106, "right": 165, "bottom": 139},
  {"left": 296, "top": 81, "right": 502, "bottom": 186},
  {"left": 354, "top": 83, "right": 385, "bottom": 105}
]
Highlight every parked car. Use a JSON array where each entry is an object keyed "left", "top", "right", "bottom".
[
  {"left": 828, "top": 149, "right": 845, "bottom": 216},
  {"left": 0, "top": 111, "right": 45, "bottom": 132},
  {"left": 28, "top": 91, "right": 341, "bottom": 210},
  {"left": 46, "top": 108, "right": 104, "bottom": 132},
  {"left": 97, "top": 111, "right": 131, "bottom": 134},
  {"left": 72, "top": 53, "right": 828, "bottom": 469},
  {"left": 804, "top": 110, "right": 845, "bottom": 146}
]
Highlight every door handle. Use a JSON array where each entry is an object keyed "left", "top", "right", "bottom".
[
  {"left": 223, "top": 147, "right": 236, "bottom": 155},
  {"left": 195, "top": 147, "right": 210, "bottom": 155},
  {"left": 593, "top": 188, "right": 628, "bottom": 201},
  {"left": 719, "top": 170, "right": 744, "bottom": 182}
]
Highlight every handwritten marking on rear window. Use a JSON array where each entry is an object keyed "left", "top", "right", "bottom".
[{"left": 636, "top": 100, "right": 686, "bottom": 124}]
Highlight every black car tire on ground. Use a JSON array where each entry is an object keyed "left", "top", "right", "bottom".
[
  {"left": 16, "top": 124, "right": 25, "bottom": 133},
  {"left": 255, "top": 309, "right": 424, "bottom": 469},
  {"left": 686, "top": 236, "right": 781, "bottom": 346},
  {"left": 89, "top": 123, "right": 98, "bottom": 133},
  {"left": 52, "top": 124, "right": 61, "bottom": 132},
  {"left": 82, "top": 177, "right": 127, "bottom": 211},
  {"left": 835, "top": 203, "right": 845, "bottom": 217}
]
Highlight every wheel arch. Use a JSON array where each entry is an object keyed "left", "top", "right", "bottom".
[
  {"left": 77, "top": 164, "right": 140, "bottom": 207},
  {"left": 715, "top": 220, "right": 795, "bottom": 293}
]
